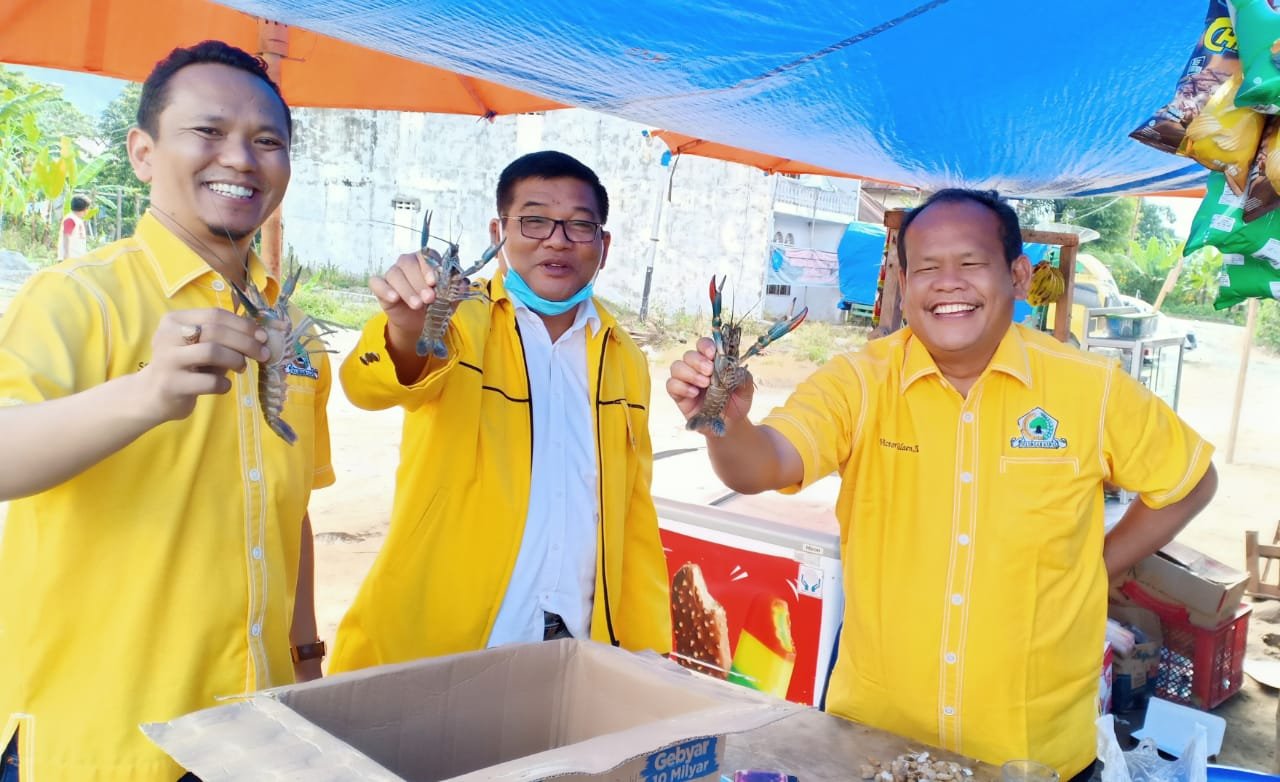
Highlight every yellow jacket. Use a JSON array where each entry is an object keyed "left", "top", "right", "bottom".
[{"left": 330, "top": 275, "right": 671, "bottom": 671}]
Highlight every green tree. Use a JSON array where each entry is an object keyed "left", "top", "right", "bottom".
[
  {"left": 93, "top": 83, "right": 145, "bottom": 240},
  {"left": 1135, "top": 202, "right": 1176, "bottom": 245},
  {"left": 1017, "top": 197, "right": 1142, "bottom": 253}
]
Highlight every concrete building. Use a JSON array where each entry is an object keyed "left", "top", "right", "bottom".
[{"left": 281, "top": 106, "right": 888, "bottom": 322}]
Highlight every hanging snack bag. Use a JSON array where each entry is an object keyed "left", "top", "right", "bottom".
[
  {"left": 1215, "top": 250, "right": 1280, "bottom": 307},
  {"left": 1230, "top": 0, "right": 1280, "bottom": 112},
  {"left": 1242, "top": 114, "right": 1280, "bottom": 219},
  {"left": 1131, "top": 0, "right": 1240, "bottom": 154},
  {"left": 1179, "top": 71, "right": 1265, "bottom": 193},
  {"left": 1184, "top": 171, "right": 1246, "bottom": 255}
]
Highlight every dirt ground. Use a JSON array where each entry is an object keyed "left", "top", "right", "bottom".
[{"left": 0, "top": 312, "right": 1276, "bottom": 772}]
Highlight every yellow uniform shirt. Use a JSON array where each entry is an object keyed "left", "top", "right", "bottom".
[
  {"left": 762, "top": 324, "right": 1212, "bottom": 777},
  {"left": 0, "top": 213, "right": 334, "bottom": 782},
  {"left": 329, "top": 275, "right": 671, "bottom": 672}
]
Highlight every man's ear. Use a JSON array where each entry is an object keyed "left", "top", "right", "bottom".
[
  {"left": 126, "top": 127, "right": 155, "bottom": 184},
  {"left": 488, "top": 217, "right": 507, "bottom": 270},
  {"left": 598, "top": 230, "right": 611, "bottom": 273},
  {"left": 1011, "top": 255, "right": 1033, "bottom": 299}
]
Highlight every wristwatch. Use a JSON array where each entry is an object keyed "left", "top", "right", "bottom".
[{"left": 291, "top": 640, "right": 327, "bottom": 663}]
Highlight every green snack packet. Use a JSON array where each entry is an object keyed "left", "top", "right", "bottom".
[
  {"left": 1215, "top": 249, "right": 1280, "bottom": 307},
  {"left": 1184, "top": 172, "right": 1246, "bottom": 255},
  {"left": 1231, "top": 0, "right": 1280, "bottom": 113}
]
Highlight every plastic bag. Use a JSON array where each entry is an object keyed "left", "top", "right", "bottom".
[
  {"left": 1096, "top": 714, "right": 1208, "bottom": 782},
  {"left": 1215, "top": 249, "right": 1280, "bottom": 307},
  {"left": 1131, "top": 0, "right": 1240, "bottom": 154},
  {"left": 1229, "top": 0, "right": 1280, "bottom": 113},
  {"left": 1178, "top": 72, "right": 1265, "bottom": 193},
  {"left": 1242, "top": 114, "right": 1280, "bottom": 220},
  {"left": 1183, "top": 172, "right": 1245, "bottom": 255}
]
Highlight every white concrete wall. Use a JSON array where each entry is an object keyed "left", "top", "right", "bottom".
[{"left": 281, "top": 107, "right": 776, "bottom": 318}]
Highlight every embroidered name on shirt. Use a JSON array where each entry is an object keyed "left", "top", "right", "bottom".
[
  {"left": 880, "top": 437, "right": 920, "bottom": 453},
  {"left": 1011, "top": 407, "right": 1068, "bottom": 449}
]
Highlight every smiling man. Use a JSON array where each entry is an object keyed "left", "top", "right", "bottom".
[
  {"left": 327, "top": 150, "right": 671, "bottom": 670},
  {"left": 666, "top": 189, "right": 1216, "bottom": 780},
  {"left": 0, "top": 42, "right": 333, "bottom": 781}
]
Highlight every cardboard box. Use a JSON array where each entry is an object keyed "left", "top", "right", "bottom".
[
  {"left": 1109, "top": 604, "right": 1163, "bottom": 711},
  {"left": 1132, "top": 541, "right": 1249, "bottom": 629},
  {"left": 143, "top": 639, "right": 801, "bottom": 781},
  {"left": 1099, "top": 641, "right": 1114, "bottom": 715}
]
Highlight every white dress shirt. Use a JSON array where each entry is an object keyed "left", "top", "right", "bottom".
[{"left": 486, "top": 298, "right": 600, "bottom": 646}]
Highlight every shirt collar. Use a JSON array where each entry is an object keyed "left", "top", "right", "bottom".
[
  {"left": 134, "top": 211, "right": 278, "bottom": 302},
  {"left": 492, "top": 271, "right": 610, "bottom": 337},
  {"left": 900, "top": 323, "right": 1032, "bottom": 392}
]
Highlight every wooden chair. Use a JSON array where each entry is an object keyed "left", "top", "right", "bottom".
[{"left": 1245, "top": 520, "right": 1280, "bottom": 600}]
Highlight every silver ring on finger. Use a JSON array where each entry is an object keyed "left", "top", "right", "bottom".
[{"left": 181, "top": 324, "right": 202, "bottom": 345}]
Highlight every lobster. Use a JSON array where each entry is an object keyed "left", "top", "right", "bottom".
[
  {"left": 231, "top": 266, "right": 335, "bottom": 445},
  {"left": 415, "top": 209, "right": 504, "bottom": 358},
  {"left": 686, "top": 276, "right": 808, "bottom": 437}
]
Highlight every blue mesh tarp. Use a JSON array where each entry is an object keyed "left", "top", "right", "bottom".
[{"left": 219, "top": 0, "right": 1211, "bottom": 197}]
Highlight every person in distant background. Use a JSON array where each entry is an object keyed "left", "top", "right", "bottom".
[{"left": 57, "top": 195, "right": 91, "bottom": 260}]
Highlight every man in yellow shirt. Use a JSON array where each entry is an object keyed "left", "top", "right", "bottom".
[
  {"left": 667, "top": 189, "right": 1216, "bottom": 781},
  {"left": 0, "top": 42, "right": 333, "bottom": 781},
  {"left": 328, "top": 151, "right": 670, "bottom": 672}
]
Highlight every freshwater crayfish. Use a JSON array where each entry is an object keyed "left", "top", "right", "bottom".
[
  {"left": 686, "top": 276, "right": 807, "bottom": 437},
  {"left": 415, "top": 209, "right": 504, "bottom": 359},
  {"left": 231, "top": 267, "right": 335, "bottom": 445}
]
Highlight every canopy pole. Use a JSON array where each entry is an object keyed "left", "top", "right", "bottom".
[
  {"left": 1152, "top": 254, "right": 1185, "bottom": 313},
  {"left": 1225, "top": 297, "right": 1260, "bottom": 464},
  {"left": 258, "top": 19, "right": 289, "bottom": 278}
]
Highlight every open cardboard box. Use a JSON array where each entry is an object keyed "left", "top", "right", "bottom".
[
  {"left": 143, "top": 639, "right": 802, "bottom": 781},
  {"left": 1131, "top": 540, "right": 1249, "bottom": 629}
]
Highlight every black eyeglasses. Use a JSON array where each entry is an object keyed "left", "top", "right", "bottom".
[{"left": 503, "top": 215, "right": 602, "bottom": 243}]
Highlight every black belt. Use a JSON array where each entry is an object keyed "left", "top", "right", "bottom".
[{"left": 543, "top": 611, "right": 572, "bottom": 641}]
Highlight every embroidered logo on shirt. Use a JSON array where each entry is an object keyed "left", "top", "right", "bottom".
[
  {"left": 358, "top": 351, "right": 380, "bottom": 366},
  {"left": 285, "top": 340, "right": 320, "bottom": 379},
  {"left": 1011, "top": 407, "right": 1067, "bottom": 449}
]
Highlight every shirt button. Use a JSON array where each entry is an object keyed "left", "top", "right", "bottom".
[
  {"left": 960, "top": 471, "right": 973, "bottom": 484},
  {"left": 243, "top": 395, "right": 254, "bottom": 407},
  {"left": 957, "top": 534, "right": 971, "bottom": 546},
  {"left": 212, "top": 279, "right": 226, "bottom": 291},
  {"left": 251, "top": 546, "right": 263, "bottom": 560},
  {"left": 945, "top": 652, "right": 958, "bottom": 664},
  {"left": 248, "top": 468, "right": 261, "bottom": 482},
  {"left": 943, "top": 706, "right": 956, "bottom": 716},
  {"left": 962, "top": 412, "right": 974, "bottom": 423},
  {"left": 250, "top": 623, "right": 261, "bottom": 637},
  {"left": 951, "top": 594, "right": 964, "bottom": 606}
]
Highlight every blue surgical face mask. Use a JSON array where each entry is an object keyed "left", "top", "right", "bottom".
[{"left": 498, "top": 224, "right": 602, "bottom": 316}]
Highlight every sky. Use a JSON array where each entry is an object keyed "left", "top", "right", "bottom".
[{"left": 7, "top": 64, "right": 129, "bottom": 118}]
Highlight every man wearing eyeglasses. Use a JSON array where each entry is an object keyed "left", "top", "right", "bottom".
[{"left": 328, "top": 150, "right": 672, "bottom": 670}]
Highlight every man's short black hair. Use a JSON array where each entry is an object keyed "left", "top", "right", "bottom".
[
  {"left": 137, "top": 40, "right": 292, "bottom": 138},
  {"left": 70, "top": 195, "right": 90, "bottom": 213},
  {"left": 496, "top": 151, "right": 610, "bottom": 223},
  {"left": 897, "top": 188, "right": 1023, "bottom": 268}
]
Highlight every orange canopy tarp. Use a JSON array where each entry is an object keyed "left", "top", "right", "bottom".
[
  {"left": 0, "top": 0, "right": 563, "bottom": 116},
  {"left": 650, "top": 130, "right": 912, "bottom": 187}
]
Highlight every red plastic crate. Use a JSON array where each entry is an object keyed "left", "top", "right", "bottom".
[{"left": 1120, "top": 581, "right": 1251, "bottom": 710}]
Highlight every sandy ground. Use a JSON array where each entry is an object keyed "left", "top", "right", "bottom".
[{"left": 0, "top": 312, "right": 1276, "bottom": 771}]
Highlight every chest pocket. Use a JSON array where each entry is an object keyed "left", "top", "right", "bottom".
[{"left": 998, "top": 455, "right": 1088, "bottom": 567}]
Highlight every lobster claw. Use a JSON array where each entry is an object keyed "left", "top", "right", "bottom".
[
  {"left": 709, "top": 275, "right": 726, "bottom": 337},
  {"left": 741, "top": 306, "right": 808, "bottom": 361},
  {"left": 419, "top": 209, "right": 433, "bottom": 252}
]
